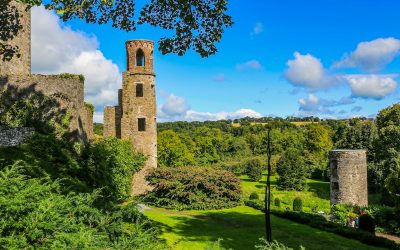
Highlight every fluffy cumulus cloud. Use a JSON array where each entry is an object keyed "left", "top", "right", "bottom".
[
  {"left": 345, "top": 75, "right": 398, "bottom": 99},
  {"left": 31, "top": 6, "right": 121, "bottom": 113},
  {"left": 335, "top": 38, "right": 400, "bottom": 71},
  {"left": 158, "top": 93, "right": 262, "bottom": 122},
  {"left": 236, "top": 60, "right": 262, "bottom": 70},
  {"left": 284, "top": 52, "right": 336, "bottom": 89}
]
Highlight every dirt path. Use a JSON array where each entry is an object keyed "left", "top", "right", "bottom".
[{"left": 376, "top": 232, "right": 400, "bottom": 244}]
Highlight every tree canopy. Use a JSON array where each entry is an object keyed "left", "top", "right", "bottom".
[{"left": 0, "top": 0, "right": 233, "bottom": 61}]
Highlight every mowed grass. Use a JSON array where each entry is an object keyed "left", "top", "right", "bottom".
[
  {"left": 145, "top": 206, "right": 385, "bottom": 250},
  {"left": 241, "top": 173, "right": 331, "bottom": 213}
]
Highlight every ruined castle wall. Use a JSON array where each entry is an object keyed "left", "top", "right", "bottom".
[
  {"left": 1, "top": 74, "right": 93, "bottom": 141},
  {"left": 103, "top": 106, "right": 121, "bottom": 138},
  {"left": 0, "top": 1, "right": 31, "bottom": 76},
  {"left": 329, "top": 150, "right": 368, "bottom": 207}
]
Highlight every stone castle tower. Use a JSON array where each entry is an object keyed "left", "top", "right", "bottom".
[
  {"left": 329, "top": 149, "right": 368, "bottom": 207},
  {"left": 0, "top": 1, "right": 31, "bottom": 75},
  {"left": 103, "top": 40, "right": 157, "bottom": 196}
]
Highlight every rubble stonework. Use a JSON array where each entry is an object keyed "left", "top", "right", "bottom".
[
  {"left": 0, "top": 2, "right": 93, "bottom": 142},
  {"left": 329, "top": 149, "right": 368, "bottom": 207},
  {"left": 0, "top": 126, "right": 34, "bottom": 147},
  {"left": 103, "top": 40, "right": 157, "bottom": 196}
]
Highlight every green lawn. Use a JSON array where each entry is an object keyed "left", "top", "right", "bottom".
[
  {"left": 145, "top": 206, "right": 385, "bottom": 250},
  {"left": 241, "top": 174, "right": 331, "bottom": 213}
]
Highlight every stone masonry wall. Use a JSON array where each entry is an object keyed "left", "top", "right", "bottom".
[
  {"left": 121, "top": 73, "right": 157, "bottom": 195},
  {"left": 0, "top": 126, "right": 34, "bottom": 147},
  {"left": 329, "top": 150, "right": 368, "bottom": 207},
  {"left": 0, "top": 1, "right": 31, "bottom": 76},
  {"left": 1, "top": 74, "right": 93, "bottom": 141}
]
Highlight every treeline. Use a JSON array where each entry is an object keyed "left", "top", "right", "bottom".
[{"left": 157, "top": 104, "right": 400, "bottom": 208}]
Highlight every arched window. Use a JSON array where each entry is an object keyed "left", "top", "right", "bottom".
[{"left": 136, "top": 49, "right": 145, "bottom": 66}]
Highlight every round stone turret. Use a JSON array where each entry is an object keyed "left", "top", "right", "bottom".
[{"left": 329, "top": 149, "right": 368, "bottom": 207}]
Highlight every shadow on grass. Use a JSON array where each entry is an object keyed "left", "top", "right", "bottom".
[
  {"left": 307, "top": 181, "right": 330, "bottom": 199},
  {"left": 158, "top": 211, "right": 265, "bottom": 249}
]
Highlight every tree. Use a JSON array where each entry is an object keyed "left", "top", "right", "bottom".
[
  {"left": 374, "top": 103, "right": 400, "bottom": 205},
  {"left": 304, "top": 123, "right": 333, "bottom": 178},
  {"left": 245, "top": 158, "right": 263, "bottom": 182},
  {"left": 276, "top": 148, "right": 308, "bottom": 191},
  {"left": 335, "top": 119, "right": 377, "bottom": 158},
  {"left": 157, "top": 130, "right": 194, "bottom": 167},
  {"left": 1, "top": 0, "right": 233, "bottom": 61}
]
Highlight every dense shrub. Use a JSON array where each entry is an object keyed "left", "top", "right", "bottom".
[
  {"left": 276, "top": 148, "right": 308, "bottom": 191},
  {"left": 293, "top": 197, "right": 303, "bottom": 212},
  {"left": 145, "top": 166, "right": 242, "bottom": 210},
  {"left": 274, "top": 198, "right": 281, "bottom": 207},
  {"left": 81, "top": 137, "right": 146, "bottom": 200},
  {"left": 359, "top": 214, "right": 375, "bottom": 234},
  {"left": 0, "top": 133, "right": 86, "bottom": 191},
  {"left": 249, "top": 192, "right": 259, "bottom": 200},
  {"left": 0, "top": 165, "right": 165, "bottom": 249},
  {"left": 367, "top": 205, "right": 400, "bottom": 236},
  {"left": 245, "top": 158, "right": 263, "bottom": 182}
]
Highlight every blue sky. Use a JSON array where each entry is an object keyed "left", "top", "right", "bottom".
[{"left": 31, "top": 0, "right": 400, "bottom": 122}]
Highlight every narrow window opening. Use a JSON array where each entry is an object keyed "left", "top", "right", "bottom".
[
  {"left": 136, "top": 49, "right": 145, "bottom": 66},
  {"left": 138, "top": 118, "right": 146, "bottom": 131},
  {"left": 136, "top": 83, "right": 143, "bottom": 97}
]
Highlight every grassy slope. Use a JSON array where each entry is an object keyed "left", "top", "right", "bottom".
[
  {"left": 241, "top": 174, "right": 331, "bottom": 213},
  {"left": 145, "top": 206, "right": 384, "bottom": 250}
]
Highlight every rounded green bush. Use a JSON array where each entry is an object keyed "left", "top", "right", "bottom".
[
  {"left": 274, "top": 198, "right": 281, "bottom": 207},
  {"left": 359, "top": 214, "right": 375, "bottom": 234},
  {"left": 293, "top": 197, "right": 303, "bottom": 212},
  {"left": 145, "top": 166, "right": 242, "bottom": 210},
  {"left": 249, "top": 192, "right": 259, "bottom": 200}
]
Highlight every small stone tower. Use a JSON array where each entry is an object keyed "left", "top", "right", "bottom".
[
  {"left": 104, "top": 40, "right": 157, "bottom": 196},
  {"left": 329, "top": 150, "right": 368, "bottom": 207},
  {"left": 0, "top": 1, "right": 31, "bottom": 75}
]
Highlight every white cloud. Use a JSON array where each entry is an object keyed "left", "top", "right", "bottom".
[
  {"left": 298, "top": 94, "right": 320, "bottom": 112},
  {"left": 284, "top": 52, "right": 336, "bottom": 89},
  {"left": 298, "top": 94, "right": 355, "bottom": 116},
  {"left": 251, "top": 22, "right": 263, "bottom": 36},
  {"left": 31, "top": 6, "right": 121, "bottom": 108},
  {"left": 158, "top": 93, "right": 262, "bottom": 122},
  {"left": 335, "top": 38, "right": 400, "bottom": 71},
  {"left": 160, "top": 94, "right": 191, "bottom": 117},
  {"left": 236, "top": 60, "right": 262, "bottom": 70},
  {"left": 93, "top": 111, "right": 104, "bottom": 123},
  {"left": 345, "top": 75, "right": 398, "bottom": 99}
]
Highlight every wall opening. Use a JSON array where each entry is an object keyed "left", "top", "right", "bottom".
[
  {"left": 136, "top": 49, "right": 145, "bottom": 66},
  {"left": 136, "top": 83, "right": 143, "bottom": 97},
  {"left": 138, "top": 118, "right": 146, "bottom": 131}
]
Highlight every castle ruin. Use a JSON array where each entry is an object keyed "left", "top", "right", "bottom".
[
  {"left": 0, "top": 1, "right": 93, "bottom": 141},
  {"left": 329, "top": 149, "right": 368, "bottom": 207},
  {"left": 103, "top": 40, "right": 157, "bottom": 196}
]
